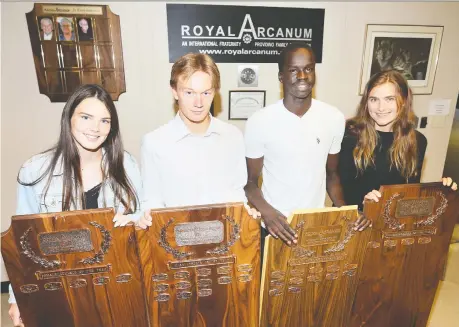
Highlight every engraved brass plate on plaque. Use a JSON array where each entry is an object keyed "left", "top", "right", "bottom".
[
  {"left": 418, "top": 237, "right": 432, "bottom": 244},
  {"left": 270, "top": 279, "right": 284, "bottom": 287},
  {"left": 35, "top": 264, "right": 112, "bottom": 280},
  {"left": 269, "top": 289, "right": 283, "bottom": 296},
  {"left": 307, "top": 275, "right": 322, "bottom": 282},
  {"left": 69, "top": 279, "right": 87, "bottom": 288},
  {"left": 401, "top": 238, "right": 415, "bottom": 246},
  {"left": 176, "top": 281, "right": 191, "bottom": 290},
  {"left": 116, "top": 273, "right": 132, "bottom": 283},
  {"left": 237, "top": 264, "right": 252, "bottom": 273},
  {"left": 309, "top": 266, "right": 324, "bottom": 274},
  {"left": 196, "top": 268, "right": 211, "bottom": 276},
  {"left": 177, "top": 291, "right": 192, "bottom": 300},
  {"left": 217, "top": 265, "right": 231, "bottom": 274},
  {"left": 395, "top": 197, "right": 435, "bottom": 218},
  {"left": 238, "top": 274, "right": 252, "bottom": 282},
  {"left": 198, "top": 288, "right": 212, "bottom": 297},
  {"left": 174, "top": 221, "right": 224, "bottom": 246},
  {"left": 326, "top": 264, "right": 340, "bottom": 273},
  {"left": 154, "top": 284, "right": 169, "bottom": 292},
  {"left": 152, "top": 273, "right": 168, "bottom": 282},
  {"left": 197, "top": 279, "right": 212, "bottom": 288},
  {"left": 301, "top": 225, "right": 343, "bottom": 246},
  {"left": 325, "top": 272, "right": 338, "bottom": 280},
  {"left": 271, "top": 271, "right": 285, "bottom": 279},
  {"left": 174, "top": 271, "right": 190, "bottom": 279},
  {"left": 20, "top": 284, "right": 39, "bottom": 293},
  {"left": 93, "top": 276, "right": 110, "bottom": 285},
  {"left": 288, "top": 286, "right": 301, "bottom": 293},
  {"left": 288, "top": 253, "right": 347, "bottom": 266},
  {"left": 343, "top": 270, "right": 356, "bottom": 277},
  {"left": 168, "top": 255, "right": 235, "bottom": 270},
  {"left": 383, "top": 227, "right": 437, "bottom": 239},
  {"left": 38, "top": 229, "right": 93, "bottom": 255},
  {"left": 154, "top": 293, "right": 170, "bottom": 302},
  {"left": 44, "top": 281, "right": 63, "bottom": 291},
  {"left": 218, "top": 276, "right": 232, "bottom": 284},
  {"left": 384, "top": 240, "right": 397, "bottom": 248},
  {"left": 289, "top": 277, "right": 303, "bottom": 285},
  {"left": 368, "top": 241, "right": 381, "bottom": 249},
  {"left": 291, "top": 269, "right": 305, "bottom": 276}
]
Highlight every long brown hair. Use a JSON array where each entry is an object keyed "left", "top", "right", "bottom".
[
  {"left": 19, "top": 84, "right": 139, "bottom": 213},
  {"left": 348, "top": 70, "right": 418, "bottom": 180}
]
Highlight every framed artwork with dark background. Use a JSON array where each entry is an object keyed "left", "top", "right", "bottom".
[{"left": 27, "top": 3, "right": 126, "bottom": 102}]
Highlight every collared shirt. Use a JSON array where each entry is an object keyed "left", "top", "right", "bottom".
[
  {"left": 141, "top": 113, "right": 247, "bottom": 209},
  {"left": 9, "top": 150, "right": 143, "bottom": 304},
  {"left": 245, "top": 99, "right": 345, "bottom": 219}
]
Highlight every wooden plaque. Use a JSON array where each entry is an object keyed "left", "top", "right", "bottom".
[
  {"left": 1, "top": 209, "right": 148, "bottom": 327},
  {"left": 351, "top": 183, "right": 459, "bottom": 327},
  {"left": 26, "top": 3, "right": 126, "bottom": 102},
  {"left": 260, "top": 205, "right": 371, "bottom": 327},
  {"left": 136, "top": 203, "right": 260, "bottom": 327}
]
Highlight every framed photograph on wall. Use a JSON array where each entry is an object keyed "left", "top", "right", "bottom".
[
  {"left": 359, "top": 24, "right": 443, "bottom": 95},
  {"left": 229, "top": 90, "right": 266, "bottom": 120}
]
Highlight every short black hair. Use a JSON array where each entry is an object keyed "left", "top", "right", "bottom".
[{"left": 278, "top": 42, "right": 315, "bottom": 71}]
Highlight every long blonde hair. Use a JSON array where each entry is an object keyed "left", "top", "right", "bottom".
[{"left": 348, "top": 70, "right": 418, "bottom": 180}]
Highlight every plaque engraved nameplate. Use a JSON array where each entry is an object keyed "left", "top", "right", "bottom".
[
  {"left": 327, "top": 264, "right": 340, "bottom": 273},
  {"left": 20, "top": 284, "right": 39, "bottom": 293},
  {"left": 198, "top": 288, "right": 212, "bottom": 297},
  {"left": 289, "top": 253, "right": 347, "bottom": 266},
  {"left": 307, "top": 275, "right": 322, "bottom": 282},
  {"left": 197, "top": 279, "right": 212, "bottom": 288},
  {"left": 176, "top": 281, "right": 191, "bottom": 290},
  {"left": 289, "top": 277, "right": 304, "bottom": 285},
  {"left": 302, "top": 225, "right": 343, "bottom": 246},
  {"left": 418, "top": 237, "right": 432, "bottom": 244},
  {"left": 238, "top": 274, "right": 252, "bottom": 282},
  {"left": 288, "top": 286, "right": 301, "bottom": 293},
  {"left": 271, "top": 271, "right": 285, "bottom": 279},
  {"left": 174, "top": 221, "right": 224, "bottom": 246},
  {"left": 35, "top": 264, "right": 112, "bottom": 280},
  {"left": 217, "top": 265, "right": 232, "bottom": 274},
  {"left": 237, "top": 264, "right": 252, "bottom": 272},
  {"left": 368, "top": 241, "right": 381, "bottom": 249},
  {"left": 116, "top": 273, "right": 132, "bottom": 283},
  {"left": 291, "top": 269, "right": 305, "bottom": 276},
  {"left": 218, "top": 276, "right": 232, "bottom": 284},
  {"left": 152, "top": 273, "right": 168, "bottom": 282},
  {"left": 269, "top": 289, "right": 283, "bottom": 296},
  {"left": 309, "top": 266, "right": 324, "bottom": 274},
  {"left": 270, "top": 279, "right": 284, "bottom": 287},
  {"left": 384, "top": 240, "right": 397, "bottom": 248},
  {"left": 177, "top": 291, "right": 192, "bottom": 300},
  {"left": 401, "top": 238, "right": 415, "bottom": 245},
  {"left": 154, "top": 293, "right": 170, "bottom": 302},
  {"left": 93, "top": 276, "right": 110, "bottom": 285},
  {"left": 196, "top": 268, "right": 211, "bottom": 276},
  {"left": 174, "top": 271, "right": 190, "bottom": 279},
  {"left": 69, "top": 279, "right": 87, "bottom": 288},
  {"left": 383, "top": 227, "right": 437, "bottom": 239},
  {"left": 38, "top": 229, "right": 93, "bottom": 255},
  {"left": 44, "top": 282, "right": 63, "bottom": 291},
  {"left": 154, "top": 284, "right": 169, "bottom": 292},
  {"left": 395, "top": 197, "right": 435, "bottom": 218},
  {"left": 168, "top": 255, "right": 235, "bottom": 270}
]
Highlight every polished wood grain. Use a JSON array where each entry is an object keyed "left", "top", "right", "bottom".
[
  {"left": 136, "top": 203, "right": 260, "bottom": 327},
  {"left": 351, "top": 183, "right": 459, "bottom": 327},
  {"left": 1, "top": 208, "right": 148, "bottom": 327},
  {"left": 260, "top": 206, "right": 371, "bottom": 327}
]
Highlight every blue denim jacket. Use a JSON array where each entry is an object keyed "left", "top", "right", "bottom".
[{"left": 9, "top": 150, "right": 143, "bottom": 303}]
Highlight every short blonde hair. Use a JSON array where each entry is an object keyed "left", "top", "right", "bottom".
[{"left": 170, "top": 53, "right": 220, "bottom": 90}]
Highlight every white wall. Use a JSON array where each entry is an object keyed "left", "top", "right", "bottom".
[{"left": 2, "top": 1, "right": 459, "bottom": 281}]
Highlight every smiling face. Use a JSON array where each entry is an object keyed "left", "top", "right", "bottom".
[
  {"left": 79, "top": 19, "right": 89, "bottom": 33},
  {"left": 367, "top": 82, "right": 399, "bottom": 132},
  {"left": 172, "top": 70, "right": 215, "bottom": 127},
  {"left": 41, "top": 19, "right": 53, "bottom": 35},
  {"left": 70, "top": 97, "right": 111, "bottom": 152},
  {"left": 279, "top": 48, "right": 316, "bottom": 100}
]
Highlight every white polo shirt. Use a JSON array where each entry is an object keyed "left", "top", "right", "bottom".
[
  {"left": 141, "top": 113, "right": 247, "bottom": 209},
  {"left": 245, "top": 99, "right": 345, "bottom": 218}
]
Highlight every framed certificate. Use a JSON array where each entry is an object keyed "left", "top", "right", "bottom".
[{"left": 228, "top": 90, "right": 266, "bottom": 120}]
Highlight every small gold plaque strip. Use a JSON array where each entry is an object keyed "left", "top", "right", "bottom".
[
  {"left": 237, "top": 264, "right": 253, "bottom": 273},
  {"left": 154, "top": 284, "right": 169, "bottom": 292},
  {"left": 38, "top": 229, "right": 93, "bottom": 255},
  {"left": 196, "top": 268, "right": 211, "bottom": 276},
  {"left": 289, "top": 277, "right": 303, "bottom": 285},
  {"left": 302, "top": 225, "right": 343, "bottom": 246},
  {"left": 325, "top": 273, "right": 338, "bottom": 280},
  {"left": 238, "top": 274, "right": 252, "bottom": 282},
  {"left": 368, "top": 241, "right": 381, "bottom": 249},
  {"left": 418, "top": 237, "right": 432, "bottom": 244},
  {"left": 395, "top": 197, "right": 435, "bottom": 218},
  {"left": 44, "top": 282, "right": 63, "bottom": 291},
  {"left": 343, "top": 270, "right": 356, "bottom": 277},
  {"left": 197, "top": 279, "right": 212, "bottom": 288},
  {"left": 291, "top": 269, "right": 305, "bottom": 277},
  {"left": 217, "top": 266, "right": 232, "bottom": 275},
  {"left": 344, "top": 263, "right": 357, "bottom": 270},
  {"left": 41, "top": 5, "right": 104, "bottom": 15},
  {"left": 269, "top": 289, "right": 283, "bottom": 296},
  {"left": 168, "top": 256, "right": 235, "bottom": 270},
  {"left": 35, "top": 264, "right": 112, "bottom": 280},
  {"left": 152, "top": 273, "right": 168, "bottom": 282},
  {"left": 93, "top": 276, "right": 110, "bottom": 285},
  {"left": 289, "top": 253, "right": 346, "bottom": 266},
  {"left": 116, "top": 274, "right": 132, "bottom": 283},
  {"left": 270, "top": 279, "right": 284, "bottom": 287},
  {"left": 401, "top": 238, "right": 415, "bottom": 246},
  {"left": 383, "top": 228, "right": 437, "bottom": 239},
  {"left": 69, "top": 279, "right": 87, "bottom": 288},
  {"left": 307, "top": 275, "right": 321, "bottom": 283},
  {"left": 174, "top": 221, "right": 224, "bottom": 246},
  {"left": 271, "top": 270, "right": 285, "bottom": 279},
  {"left": 384, "top": 240, "right": 397, "bottom": 248},
  {"left": 288, "top": 286, "right": 301, "bottom": 293},
  {"left": 326, "top": 265, "right": 340, "bottom": 273},
  {"left": 174, "top": 271, "right": 190, "bottom": 280},
  {"left": 218, "top": 276, "right": 232, "bottom": 284},
  {"left": 309, "top": 266, "right": 323, "bottom": 274},
  {"left": 198, "top": 288, "right": 212, "bottom": 297},
  {"left": 154, "top": 293, "right": 170, "bottom": 302},
  {"left": 177, "top": 291, "right": 192, "bottom": 300},
  {"left": 20, "top": 284, "right": 39, "bottom": 293},
  {"left": 176, "top": 281, "right": 191, "bottom": 290}
]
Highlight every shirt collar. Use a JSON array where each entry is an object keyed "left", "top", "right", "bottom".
[{"left": 171, "top": 112, "right": 221, "bottom": 142}]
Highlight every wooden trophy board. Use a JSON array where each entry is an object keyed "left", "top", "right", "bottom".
[
  {"left": 26, "top": 3, "right": 126, "bottom": 102},
  {"left": 1, "top": 209, "right": 148, "bottom": 327},
  {"left": 351, "top": 183, "right": 459, "bottom": 327},
  {"left": 260, "top": 205, "right": 371, "bottom": 327},
  {"left": 136, "top": 203, "right": 260, "bottom": 327}
]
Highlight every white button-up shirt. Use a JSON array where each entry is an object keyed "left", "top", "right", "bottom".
[{"left": 141, "top": 113, "right": 247, "bottom": 209}]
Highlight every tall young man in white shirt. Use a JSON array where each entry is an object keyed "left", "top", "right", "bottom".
[
  {"left": 244, "top": 42, "right": 370, "bottom": 246},
  {"left": 138, "top": 53, "right": 258, "bottom": 228}
]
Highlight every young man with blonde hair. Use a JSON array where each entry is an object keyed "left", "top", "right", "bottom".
[{"left": 138, "top": 53, "right": 258, "bottom": 227}]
